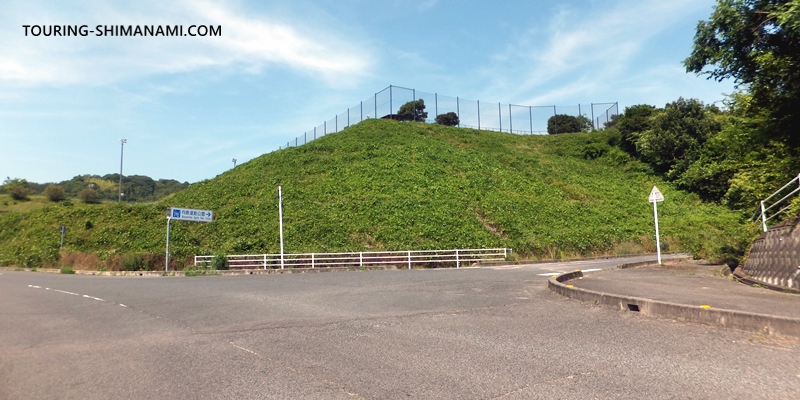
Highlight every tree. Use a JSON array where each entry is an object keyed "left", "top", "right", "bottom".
[
  {"left": 397, "top": 99, "right": 428, "bottom": 122},
  {"left": 77, "top": 188, "right": 98, "bottom": 204},
  {"left": 43, "top": 185, "right": 66, "bottom": 202},
  {"left": 635, "top": 98, "right": 723, "bottom": 179},
  {"left": 547, "top": 114, "right": 591, "bottom": 134},
  {"left": 3, "top": 177, "right": 30, "bottom": 200},
  {"left": 435, "top": 112, "right": 460, "bottom": 126},
  {"left": 616, "top": 104, "right": 657, "bottom": 156},
  {"left": 685, "top": 0, "right": 800, "bottom": 145}
]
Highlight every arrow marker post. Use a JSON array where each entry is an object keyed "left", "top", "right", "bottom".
[{"left": 649, "top": 186, "right": 664, "bottom": 265}]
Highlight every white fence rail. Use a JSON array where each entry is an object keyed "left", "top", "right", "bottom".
[
  {"left": 195, "top": 248, "right": 511, "bottom": 270},
  {"left": 759, "top": 173, "right": 800, "bottom": 231}
]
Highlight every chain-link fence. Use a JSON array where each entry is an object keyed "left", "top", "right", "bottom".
[{"left": 282, "top": 85, "right": 618, "bottom": 149}]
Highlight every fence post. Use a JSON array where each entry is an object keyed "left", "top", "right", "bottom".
[
  {"left": 263, "top": 254, "right": 267, "bottom": 269},
  {"left": 509, "top": 104, "right": 512, "bottom": 133},
  {"left": 408, "top": 251, "right": 411, "bottom": 270},
  {"left": 457, "top": 97, "right": 460, "bottom": 127},
  {"left": 529, "top": 106, "right": 533, "bottom": 134},
  {"left": 456, "top": 249, "right": 460, "bottom": 268},
  {"left": 360, "top": 252, "right": 363, "bottom": 267},
  {"left": 478, "top": 100, "right": 481, "bottom": 130},
  {"left": 760, "top": 200, "right": 768, "bottom": 232},
  {"left": 312, "top": 253, "right": 315, "bottom": 268},
  {"left": 498, "top": 102, "right": 502, "bottom": 132},
  {"left": 504, "top": 248, "right": 507, "bottom": 258}
]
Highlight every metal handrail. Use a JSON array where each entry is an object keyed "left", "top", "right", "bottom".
[
  {"left": 195, "top": 248, "right": 511, "bottom": 270},
  {"left": 758, "top": 173, "right": 800, "bottom": 231}
]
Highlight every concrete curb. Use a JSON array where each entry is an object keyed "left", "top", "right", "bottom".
[{"left": 548, "top": 263, "right": 800, "bottom": 339}]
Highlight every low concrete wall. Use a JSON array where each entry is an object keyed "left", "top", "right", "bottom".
[{"left": 742, "top": 218, "right": 800, "bottom": 290}]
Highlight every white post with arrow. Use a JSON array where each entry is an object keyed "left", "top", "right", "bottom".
[{"left": 648, "top": 186, "right": 664, "bottom": 265}]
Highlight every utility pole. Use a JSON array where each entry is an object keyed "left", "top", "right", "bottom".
[{"left": 118, "top": 139, "right": 127, "bottom": 202}]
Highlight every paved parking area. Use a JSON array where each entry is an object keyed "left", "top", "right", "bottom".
[{"left": 1, "top": 256, "right": 798, "bottom": 399}]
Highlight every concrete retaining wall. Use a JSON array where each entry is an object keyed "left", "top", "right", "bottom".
[{"left": 742, "top": 218, "right": 800, "bottom": 290}]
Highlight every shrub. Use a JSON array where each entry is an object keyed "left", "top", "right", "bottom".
[
  {"left": 60, "top": 267, "right": 75, "bottom": 274},
  {"left": 435, "top": 112, "right": 460, "bottom": 126},
  {"left": 43, "top": 185, "right": 66, "bottom": 202},
  {"left": 547, "top": 114, "right": 592, "bottom": 134},
  {"left": 3, "top": 177, "right": 30, "bottom": 200},
  {"left": 9, "top": 185, "right": 29, "bottom": 200},
  {"left": 78, "top": 188, "right": 98, "bottom": 203},
  {"left": 122, "top": 254, "right": 148, "bottom": 271},
  {"left": 211, "top": 254, "right": 229, "bottom": 270}
]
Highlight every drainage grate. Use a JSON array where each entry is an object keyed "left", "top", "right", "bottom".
[{"left": 627, "top": 304, "right": 640, "bottom": 312}]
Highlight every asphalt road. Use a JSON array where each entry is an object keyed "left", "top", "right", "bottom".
[{"left": 1, "top": 254, "right": 798, "bottom": 399}]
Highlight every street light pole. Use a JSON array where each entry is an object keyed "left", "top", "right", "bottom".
[{"left": 119, "top": 139, "right": 127, "bottom": 203}]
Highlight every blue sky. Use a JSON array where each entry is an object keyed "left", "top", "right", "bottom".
[{"left": 0, "top": 0, "right": 735, "bottom": 184}]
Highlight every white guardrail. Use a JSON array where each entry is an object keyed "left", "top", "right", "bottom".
[
  {"left": 195, "top": 248, "right": 511, "bottom": 270},
  {"left": 759, "top": 173, "right": 800, "bottom": 232}
]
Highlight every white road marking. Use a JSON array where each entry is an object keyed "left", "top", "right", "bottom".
[
  {"left": 50, "top": 288, "right": 80, "bottom": 296},
  {"left": 538, "top": 268, "right": 603, "bottom": 276},
  {"left": 28, "top": 285, "right": 127, "bottom": 307}
]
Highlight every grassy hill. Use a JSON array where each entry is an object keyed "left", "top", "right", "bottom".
[{"left": 0, "top": 119, "right": 756, "bottom": 270}]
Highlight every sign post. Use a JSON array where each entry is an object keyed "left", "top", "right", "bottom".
[
  {"left": 166, "top": 207, "right": 213, "bottom": 272},
  {"left": 278, "top": 186, "right": 284, "bottom": 270},
  {"left": 59, "top": 225, "right": 67, "bottom": 248},
  {"left": 648, "top": 186, "right": 664, "bottom": 265}
]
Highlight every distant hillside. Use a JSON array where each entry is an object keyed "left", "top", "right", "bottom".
[
  {"left": 4, "top": 174, "right": 189, "bottom": 203},
  {"left": 0, "top": 119, "right": 756, "bottom": 269}
]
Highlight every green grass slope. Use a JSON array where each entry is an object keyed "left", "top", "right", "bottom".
[{"left": 0, "top": 119, "right": 756, "bottom": 268}]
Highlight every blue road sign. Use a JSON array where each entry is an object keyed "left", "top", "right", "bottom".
[{"left": 168, "top": 207, "right": 213, "bottom": 222}]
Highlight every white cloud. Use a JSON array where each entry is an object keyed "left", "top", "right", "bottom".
[
  {"left": 478, "top": 0, "right": 713, "bottom": 105},
  {"left": 0, "top": 0, "right": 373, "bottom": 88}
]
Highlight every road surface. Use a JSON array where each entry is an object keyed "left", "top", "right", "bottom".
[{"left": 1, "top": 254, "right": 798, "bottom": 399}]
